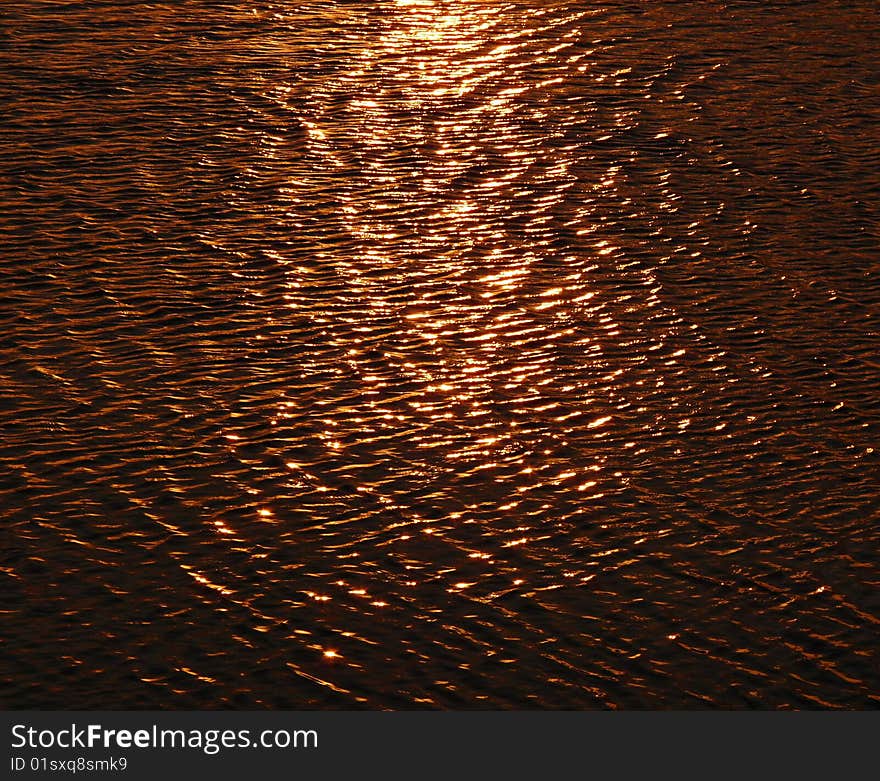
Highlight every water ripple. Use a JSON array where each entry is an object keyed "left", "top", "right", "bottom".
[{"left": 2, "top": 0, "right": 879, "bottom": 708}]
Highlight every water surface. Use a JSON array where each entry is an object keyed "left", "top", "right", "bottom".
[{"left": 2, "top": 1, "right": 879, "bottom": 708}]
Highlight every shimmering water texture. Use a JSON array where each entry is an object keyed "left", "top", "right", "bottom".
[{"left": 2, "top": 1, "right": 880, "bottom": 709}]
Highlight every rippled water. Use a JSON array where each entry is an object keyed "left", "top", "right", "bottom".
[{"left": 2, "top": 1, "right": 879, "bottom": 709}]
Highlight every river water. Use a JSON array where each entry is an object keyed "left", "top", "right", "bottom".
[{"left": 2, "top": 1, "right": 879, "bottom": 708}]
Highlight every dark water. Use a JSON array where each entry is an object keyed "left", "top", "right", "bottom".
[{"left": 2, "top": 1, "right": 879, "bottom": 709}]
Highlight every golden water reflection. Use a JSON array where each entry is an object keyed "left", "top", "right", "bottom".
[{"left": 3, "top": 0, "right": 879, "bottom": 708}]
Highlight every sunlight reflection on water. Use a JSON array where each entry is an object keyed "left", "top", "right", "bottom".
[{"left": 1, "top": 0, "right": 879, "bottom": 708}]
